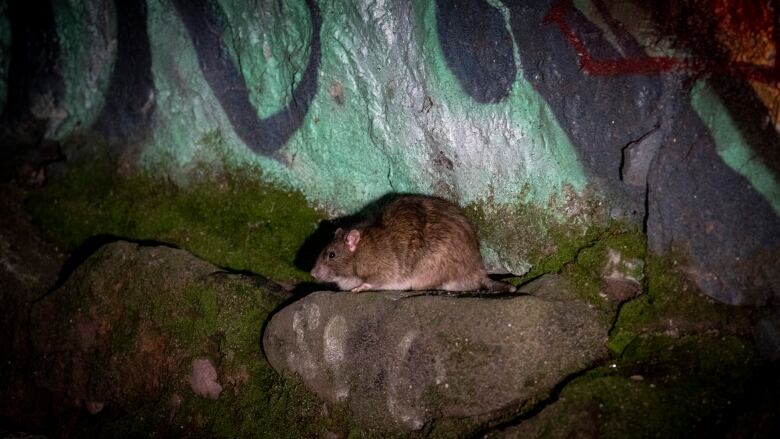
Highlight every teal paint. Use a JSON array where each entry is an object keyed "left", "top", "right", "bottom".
[
  {"left": 217, "top": 0, "right": 311, "bottom": 119},
  {"left": 45, "top": 0, "right": 587, "bottom": 217},
  {"left": 51, "top": 0, "right": 116, "bottom": 138},
  {"left": 414, "top": 0, "right": 587, "bottom": 206},
  {"left": 0, "top": 0, "right": 9, "bottom": 113},
  {"left": 142, "top": 0, "right": 294, "bottom": 185},
  {"left": 691, "top": 80, "right": 780, "bottom": 215}
]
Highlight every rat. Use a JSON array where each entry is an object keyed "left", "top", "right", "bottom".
[{"left": 310, "top": 195, "right": 517, "bottom": 293}]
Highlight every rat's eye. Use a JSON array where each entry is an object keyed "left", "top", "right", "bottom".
[{"left": 328, "top": 252, "right": 336, "bottom": 259}]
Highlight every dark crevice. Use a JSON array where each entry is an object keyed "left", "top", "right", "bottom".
[
  {"left": 398, "top": 289, "right": 531, "bottom": 300},
  {"left": 205, "top": 268, "right": 291, "bottom": 300},
  {"left": 619, "top": 124, "right": 660, "bottom": 181},
  {"left": 512, "top": 271, "right": 550, "bottom": 289},
  {"left": 642, "top": 174, "right": 651, "bottom": 235},
  {"left": 468, "top": 360, "right": 609, "bottom": 438}
]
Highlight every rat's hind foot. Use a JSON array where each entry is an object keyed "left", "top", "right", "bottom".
[{"left": 481, "top": 278, "right": 517, "bottom": 293}]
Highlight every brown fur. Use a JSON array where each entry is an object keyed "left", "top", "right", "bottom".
[{"left": 310, "top": 195, "right": 516, "bottom": 293}]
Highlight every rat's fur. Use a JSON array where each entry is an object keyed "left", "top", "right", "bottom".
[{"left": 311, "top": 195, "right": 516, "bottom": 293}]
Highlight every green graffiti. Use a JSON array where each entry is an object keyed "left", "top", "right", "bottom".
[
  {"left": 415, "top": 0, "right": 587, "bottom": 206},
  {"left": 76, "top": 0, "right": 588, "bottom": 216},
  {"left": 691, "top": 80, "right": 780, "bottom": 215},
  {"left": 143, "top": 0, "right": 293, "bottom": 185},
  {"left": 217, "top": 0, "right": 311, "bottom": 119},
  {"left": 52, "top": 0, "right": 115, "bottom": 138}
]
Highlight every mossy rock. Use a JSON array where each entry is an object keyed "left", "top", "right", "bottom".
[
  {"left": 500, "top": 334, "right": 775, "bottom": 438},
  {"left": 608, "top": 250, "right": 754, "bottom": 355},
  {"left": 29, "top": 241, "right": 346, "bottom": 438},
  {"left": 263, "top": 275, "right": 610, "bottom": 433}
]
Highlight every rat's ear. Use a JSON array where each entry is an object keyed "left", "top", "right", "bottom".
[
  {"left": 346, "top": 229, "right": 361, "bottom": 252},
  {"left": 334, "top": 227, "right": 344, "bottom": 238}
]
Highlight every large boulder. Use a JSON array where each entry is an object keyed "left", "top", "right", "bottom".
[
  {"left": 28, "top": 240, "right": 299, "bottom": 431},
  {"left": 0, "top": 183, "right": 65, "bottom": 426},
  {"left": 262, "top": 275, "right": 609, "bottom": 431}
]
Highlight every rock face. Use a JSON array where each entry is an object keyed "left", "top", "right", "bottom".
[
  {"left": 3, "top": 0, "right": 778, "bottom": 307},
  {"left": 263, "top": 275, "right": 609, "bottom": 431},
  {"left": 29, "top": 240, "right": 289, "bottom": 416},
  {"left": 0, "top": 183, "right": 65, "bottom": 426}
]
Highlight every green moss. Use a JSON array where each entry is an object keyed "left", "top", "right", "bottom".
[
  {"left": 527, "top": 333, "right": 767, "bottom": 439},
  {"left": 551, "top": 225, "right": 646, "bottom": 323},
  {"left": 610, "top": 249, "right": 753, "bottom": 349},
  {"left": 463, "top": 197, "right": 607, "bottom": 282},
  {"left": 26, "top": 154, "right": 324, "bottom": 283}
]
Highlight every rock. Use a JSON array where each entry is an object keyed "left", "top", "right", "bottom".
[
  {"left": 752, "top": 313, "right": 780, "bottom": 361},
  {"left": 0, "top": 183, "right": 65, "bottom": 426},
  {"left": 262, "top": 275, "right": 609, "bottom": 431},
  {"left": 621, "top": 128, "right": 663, "bottom": 188},
  {"left": 600, "top": 248, "right": 643, "bottom": 304},
  {"left": 29, "top": 240, "right": 289, "bottom": 414},
  {"left": 646, "top": 86, "right": 780, "bottom": 306},
  {"left": 189, "top": 358, "right": 223, "bottom": 399}
]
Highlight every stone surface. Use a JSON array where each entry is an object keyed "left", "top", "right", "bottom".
[
  {"left": 3, "top": 0, "right": 779, "bottom": 306},
  {"left": 647, "top": 87, "right": 780, "bottom": 305},
  {"left": 263, "top": 275, "right": 609, "bottom": 431},
  {"left": 29, "top": 240, "right": 289, "bottom": 416},
  {"left": 752, "top": 313, "right": 780, "bottom": 361},
  {"left": 0, "top": 183, "right": 65, "bottom": 426}
]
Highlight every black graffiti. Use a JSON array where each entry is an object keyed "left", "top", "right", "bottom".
[
  {"left": 435, "top": 0, "right": 516, "bottom": 103},
  {"left": 92, "top": 0, "right": 155, "bottom": 142},
  {"left": 0, "top": 0, "right": 62, "bottom": 144},
  {"left": 501, "top": 0, "right": 780, "bottom": 304},
  {"left": 172, "top": 0, "right": 321, "bottom": 155}
]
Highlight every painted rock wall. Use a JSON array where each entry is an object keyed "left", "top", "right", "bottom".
[{"left": 1, "top": 0, "right": 778, "bottom": 305}]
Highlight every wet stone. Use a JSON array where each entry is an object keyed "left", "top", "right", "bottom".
[{"left": 262, "top": 275, "right": 609, "bottom": 431}]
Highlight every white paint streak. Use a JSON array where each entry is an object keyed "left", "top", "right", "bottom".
[
  {"left": 386, "top": 330, "right": 423, "bottom": 429},
  {"left": 323, "top": 315, "right": 347, "bottom": 366},
  {"left": 291, "top": 308, "right": 317, "bottom": 380}
]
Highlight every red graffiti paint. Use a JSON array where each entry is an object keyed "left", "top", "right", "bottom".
[{"left": 544, "top": 0, "right": 780, "bottom": 84}]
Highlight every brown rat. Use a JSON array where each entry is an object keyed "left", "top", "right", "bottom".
[{"left": 310, "top": 195, "right": 516, "bottom": 293}]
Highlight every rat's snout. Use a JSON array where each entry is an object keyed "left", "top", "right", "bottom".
[{"left": 310, "top": 265, "right": 326, "bottom": 280}]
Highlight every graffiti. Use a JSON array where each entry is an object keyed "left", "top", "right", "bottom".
[
  {"left": 92, "top": 0, "right": 154, "bottom": 142},
  {"left": 171, "top": 0, "right": 321, "bottom": 156},
  {"left": 435, "top": 0, "right": 516, "bottom": 103},
  {"left": 545, "top": 0, "right": 780, "bottom": 84},
  {"left": 0, "top": 0, "right": 61, "bottom": 142},
  {"left": 1, "top": 0, "right": 321, "bottom": 156},
  {"left": 503, "top": 0, "right": 780, "bottom": 305}
]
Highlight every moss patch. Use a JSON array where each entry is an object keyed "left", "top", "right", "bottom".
[
  {"left": 559, "top": 225, "right": 646, "bottom": 320},
  {"left": 509, "top": 333, "right": 771, "bottom": 439},
  {"left": 25, "top": 155, "right": 324, "bottom": 283},
  {"left": 463, "top": 192, "right": 608, "bottom": 283},
  {"left": 609, "top": 249, "right": 753, "bottom": 355}
]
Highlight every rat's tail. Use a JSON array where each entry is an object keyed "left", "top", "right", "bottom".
[{"left": 481, "top": 278, "right": 517, "bottom": 293}]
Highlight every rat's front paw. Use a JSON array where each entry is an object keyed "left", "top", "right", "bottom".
[{"left": 350, "top": 283, "right": 372, "bottom": 293}]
